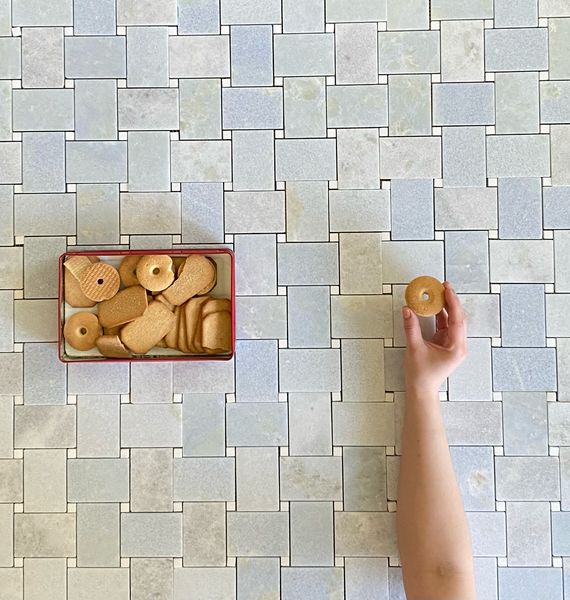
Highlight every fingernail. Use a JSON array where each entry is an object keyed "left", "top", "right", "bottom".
[{"left": 402, "top": 307, "right": 412, "bottom": 319}]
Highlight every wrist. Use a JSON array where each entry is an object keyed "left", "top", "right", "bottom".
[{"left": 405, "top": 384, "right": 440, "bottom": 403}]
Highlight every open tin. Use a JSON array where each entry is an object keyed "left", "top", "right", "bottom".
[{"left": 58, "top": 248, "right": 235, "bottom": 363}]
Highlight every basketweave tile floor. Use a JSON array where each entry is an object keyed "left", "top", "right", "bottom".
[{"left": 1, "top": 0, "right": 570, "bottom": 598}]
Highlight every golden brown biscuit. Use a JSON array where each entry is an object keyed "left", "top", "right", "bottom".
[
  {"left": 64, "top": 256, "right": 93, "bottom": 281},
  {"left": 64, "top": 268, "right": 97, "bottom": 308},
  {"left": 162, "top": 255, "right": 216, "bottom": 306},
  {"left": 196, "top": 258, "right": 217, "bottom": 295},
  {"left": 103, "top": 325, "right": 122, "bottom": 336},
  {"left": 63, "top": 312, "right": 102, "bottom": 351},
  {"left": 119, "top": 255, "right": 141, "bottom": 287},
  {"left": 96, "top": 335, "right": 131, "bottom": 358},
  {"left": 79, "top": 262, "right": 120, "bottom": 302},
  {"left": 178, "top": 302, "right": 190, "bottom": 353},
  {"left": 202, "top": 298, "right": 231, "bottom": 318},
  {"left": 136, "top": 255, "right": 175, "bottom": 292},
  {"left": 98, "top": 285, "right": 148, "bottom": 328},
  {"left": 185, "top": 297, "right": 209, "bottom": 353},
  {"left": 155, "top": 294, "right": 175, "bottom": 312},
  {"left": 405, "top": 275, "right": 446, "bottom": 317},
  {"left": 202, "top": 311, "right": 232, "bottom": 354},
  {"left": 165, "top": 305, "right": 180, "bottom": 349},
  {"left": 120, "top": 301, "right": 177, "bottom": 354}
]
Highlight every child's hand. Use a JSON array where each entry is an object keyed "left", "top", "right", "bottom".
[{"left": 402, "top": 281, "right": 468, "bottom": 396}]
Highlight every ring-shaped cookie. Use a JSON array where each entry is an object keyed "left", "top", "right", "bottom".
[
  {"left": 405, "top": 275, "right": 446, "bottom": 317},
  {"left": 79, "top": 262, "right": 121, "bottom": 302},
  {"left": 136, "top": 255, "right": 175, "bottom": 292},
  {"left": 63, "top": 312, "right": 102, "bottom": 351},
  {"left": 119, "top": 255, "right": 141, "bottom": 287}
]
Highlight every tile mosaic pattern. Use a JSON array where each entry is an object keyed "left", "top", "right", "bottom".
[{"left": 0, "top": 0, "right": 570, "bottom": 598}]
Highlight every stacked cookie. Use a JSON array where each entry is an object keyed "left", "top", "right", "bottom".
[{"left": 62, "top": 254, "right": 232, "bottom": 358}]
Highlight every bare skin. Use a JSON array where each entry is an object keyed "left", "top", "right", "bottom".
[{"left": 397, "top": 281, "right": 476, "bottom": 600}]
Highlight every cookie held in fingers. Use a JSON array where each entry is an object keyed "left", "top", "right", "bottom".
[
  {"left": 80, "top": 262, "right": 121, "bottom": 302},
  {"left": 98, "top": 285, "right": 148, "bottom": 329},
  {"left": 404, "top": 275, "right": 446, "bottom": 317},
  {"left": 96, "top": 335, "right": 131, "bottom": 358},
  {"left": 120, "top": 301, "right": 177, "bottom": 354},
  {"left": 64, "top": 312, "right": 102, "bottom": 351},
  {"left": 162, "top": 255, "right": 216, "bottom": 306},
  {"left": 119, "top": 255, "right": 141, "bottom": 287},
  {"left": 136, "top": 255, "right": 175, "bottom": 293}
]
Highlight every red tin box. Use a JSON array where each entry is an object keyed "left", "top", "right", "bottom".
[{"left": 58, "top": 248, "right": 235, "bottom": 363}]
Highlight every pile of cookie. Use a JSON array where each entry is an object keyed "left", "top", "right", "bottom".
[{"left": 62, "top": 254, "right": 231, "bottom": 358}]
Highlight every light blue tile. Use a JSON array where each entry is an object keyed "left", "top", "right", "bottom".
[
  {"left": 448, "top": 338, "right": 492, "bottom": 400},
  {"left": 0, "top": 81, "right": 10, "bottom": 141},
  {"left": 326, "top": 0, "right": 386, "bottom": 21},
  {"left": 230, "top": 25, "right": 273, "bottom": 86},
  {"left": 552, "top": 512, "right": 570, "bottom": 556},
  {"left": 391, "top": 179, "right": 434, "bottom": 240},
  {"left": 66, "top": 142, "right": 127, "bottom": 183},
  {"left": 495, "top": 0, "right": 538, "bottom": 26},
  {"left": 14, "top": 193, "right": 75, "bottom": 237},
  {"left": 13, "top": 90, "right": 74, "bottom": 132},
  {"left": 236, "top": 340, "right": 278, "bottom": 402},
  {"left": 283, "top": 0, "right": 324, "bottom": 32},
  {"left": 22, "top": 27, "right": 64, "bottom": 89},
  {"left": 226, "top": 402, "right": 288, "bottom": 446},
  {"left": 126, "top": 26, "right": 169, "bottom": 88},
  {"left": 500, "top": 284, "right": 546, "bottom": 347},
  {"left": 541, "top": 80, "right": 570, "bottom": 123},
  {"left": 76, "top": 184, "right": 119, "bottom": 245},
  {"left": 236, "top": 296, "right": 287, "bottom": 340},
  {"left": 75, "top": 80, "right": 117, "bottom": 141},
  {"left": 222, "top": 87, "right": 283, "bottom": 130},
  {"left": 290, "top": 502, "right": 333, "bottom": 566},
  {"left": 336, "top": 23, "right": 378, "bottom": 84},
  {"left": 498, "top": 178, "right": 543, "bottom": 239},
  {"left": 485, "top": 28, "right": 548, "bottom": 71},
  {"left": 237, "top": 558, "right": 280, "bottom": 600},
  {"left": 432, "top": 0, "right": 493, "bottom": 18},
  {"left": 445, "top": 231, "right": 489, "bottom": 293},
  {"left": 278, "top": 242, "right": 338, "bottom": 286},
  {"left": 22, "top": 133, "right": 65, "bottom": 194},
  {"left": 74, "top": 0, "right": 116, "bottom": 34},
  {"left": 182, "top": 394, "right": 225, "bottom": 457},
  {"left": 503, "top": 392, "right": 548, "bottom": 456},
  {"left": 12, "top": 0, "right": 72, "bottom": 25},
  {"left": 287, "top": 287, "right": 330, "bottom": 348},
  {"left": 492, "top": 348, "right": 557, "bottom": 391},
  {"left": 274, "top": 34, "right": 335, "bottom": 76},
  {"left": 182, "top": 183, "right": 224, "bottom": 244},
  {"left": 127, "top": 131, "right": 171, "bottom": 192},
  {"left": 433, "top": 83, "right": 495, "bottom": 125},
  {"left": 279, "top": 349, "right": 341, "bottom": 393},
  {"left": 508, "top": 502, "right": 552, "bottom": 566},
  {"left": 442, "top": 126, "right": 486, "bottom": 187},
  {"left": 450, "top": 447, "right": 495, "bottom": 511},
  {"left": 235, "top": 234, "right": 276, "bottom": 295},
  {"left": 178, "top": 0, "right": 220, "bottom": 33},
  {"left": 275, "top": 139, "right": 337, "bottom": 181},
  {"left": 65, "top": 36, "right": 126, "bottom": 78},
  {"left": 232, "top": 131, "right": 275, "bottom": 192},
  {"left": 23, "top": 236, "right": 66, "bottom": 299},
  {"left": 544, "top": 186, "right": 570, "bottom": 229},
  {"left": 498, "top": 568, "right": 563, "bottom": 600},
  {"left": 487, "top": 134, "right": 551, "bottom": 178},
  {"left": 221, "top": 0, "right": 281, "bottom": 24},
  {"left": 327, "top": 84, "right": 388, "bottom": 128},
  {"left": 0, "top": 142, "right": 21, "bottom": 184}
]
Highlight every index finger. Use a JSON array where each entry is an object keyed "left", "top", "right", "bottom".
[{"left": 443, "top": 282, "right": 466, "bottom": 349}]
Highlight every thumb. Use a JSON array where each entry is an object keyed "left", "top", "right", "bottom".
[{"left": 402, "top": 306, "right": 423, "bottom": 349}]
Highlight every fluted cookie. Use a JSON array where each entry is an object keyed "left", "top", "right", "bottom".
[{"left": 80, "top": 262, "right": 120, "bottom": 302}]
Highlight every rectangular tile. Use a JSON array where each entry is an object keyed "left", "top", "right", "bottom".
[
  {"left": 442, "top": 126, "right": 486, "bottom": 187},
  {"left": 173, "top": 457, "right": 235, "bottom": 501},
  {"left": 278, "top": 242, "right": 338, "bottom": 285},
  {"left": 279, "top": 349, "right": 341, "bottom": 393},
  {"left": 171, "top": 141, "right": 231, "bottom": 182},
  {"left": 379, "top": 136, "right": 441, "bottom": 179},
  {"left": 0, "top": 291, "right": 13, "bottom": 353},
  {"left": 287, "top": 286, "right": 330, "bottom": 348},
  {"left": 236, "top": 296, "right": 287, "bottom": 340},
  {"left": 450, "top": 446, "right": 495, "bottom": 511},
  {"left": 76, "top": 184, "right": 119, "bottom": 244},
  {"left": 235, "top": 340, "right": 278, "bottom": 402},
  {"left": 503, "top": 392, "right": 548, "bottom": 456},
  {"left": 13, "top": 89, "right": 74, "bottom": 132},
  {"left": 275, "top": 139, "right": 337, "bottom": 181},
  {"left": 22, "top": 27, "right": 63, "bottom": 88},
  {"left": 445, "top": 231, "right": 489, "bottom": 293},
  {"left": 285, "top": 181, "right": 328, "bottom": 242},
  {"left": 14, "top": 193, "right": 75, "bottom": 237},
  {"left": 77, "top": 395, "right": 119, "bottom": 458},
  {"left": 495, "top": 72, "right": 540, "bottom": 134},
  {"left": 340, "top": 234, "right": 382, "bottom": 294},
  {"left": 183, "top": 502, "right": 226, "bottom": 566},
  {"left": 173, "top": 358, "right": 235, "bottom": 394},
  {"left": 13, "top": 0, "right": 72, "bottom": 24},
  {"left": 485, "top": 28, "right": 548, "bottom": 71},
  {"left": 226, "top": 402, "right": 288, "bottom": 446},
  {"left": 274, "top": 34, "right": 335, "bottom": 76},
  {"left": 118, "top": 88, "right": 178, "bottom": 130},
  {"left": 555, "top": 232, "right": 570, "bottom": 292},
  {"left": 75, "top": 80, "right": 117, "bottom": 140},
  {"left": 378, "top": 31, "right": 439, "bottom": 74},
  {"left": 0, "top": 185, "right": 13, "bottom": 245},
  {"left": 130, "top": 363, "right": 172, "bottom": 405},
  {"left": 66, "top": 141, "right": 127, "bottom": 183},
  {"left": 329, "top": 190, "right": 391, "bottom": 232},
  {"left": 433, "top": 83, "right": 495, "bottom": 126},
  {"left": 495, "top": 0, "right": 538, "bottom": 26},
  {"left": 498, "top": 178, "right": 543, "bottom": 239},
  {"left": 501, "top": 284, "right": 546, "bottom": 347},
  {"left": 467, "top": 511, "right": 506, "bottom": 556},
  {"left": 335, "top": 512, "right": 397, "bottom": 557},
  {"left": 181, "top": 183, "right": 224, "bottom": 243},
  {"left": 77, "top": 503, "right": 120, "bottom": 567},
  {"left": 432, "top": 0, "right": 492, "bottom": 18},
  {"left": 337, "top": 128, "right": 379, "bottom": 189},
  {"left": 333, "top": 403, "right": 394, "bottom": 446},
  {"left": 121, "top": 513, "right": 182, "bottom": 557},
  {"left": 282, "top": 568, "right": 344, "bottom": 600},
  {"left": 542, "top": 81, "right": 570, "bottom": 123},
  {"left": 345, "top": 558, "right": 389, "bottom": 600},
  {"left": 230, "top": 25, "right": 272, "bottom": 86},
  {"left": 131, "top": 559, "right": 173, "bottom": 600},
  {"left": 24, "top": 236, "right": 66, "bottom": 299},
  {"left": 493, "top": 348, "right": 557, "bottom": 391},
  {"left": 121, "top": 404, "right": 182, "bottom": 447},
  {"left": 68, "top": 458, "right": 129, "bottom": 502},
  {"left": 232, "top": 132, "right": 275, "bottom": 191},
  {"left": 131, "top": 448, "right": 173, "bottom": 512},
  {"left": 74, "top": 0, "right": 116, "bottom": 34},
  {"left": 0, "top": 459, "right": 22, "bottom": 502},
  {"left": 388, "top": 75, "right": 431, "bottom": 136},
  {"left": 183, "top": 394, "right": 225, "bottom": 457},
  {"left": 387, "top": 0, "right": 428, "bottom": 29},
  {"left": 487, "top": 134, "right": 550, "bottom": 178},
  {"left": 68, "top": 362, "right": 129, "bottom": 395},
  {"left": 561, "top": 448, "right": 570, "bottom": 510},
  {"left": 331, "top": 295, "right": 392, "bottom": 339},
  {"left": 441, "top": 401, "right": 503, "bottom": 445},
  {"left": 14, "top": 299, "right": 58, "bottom": 342},
  {"left": 336, "top": 23, "right": 377, "bottom": 84},
  {"left": 127, "top": 131, "right": 170, "bottom": 192},
  {"left": 449, "top": 338, "right": 492, "bottom": 400},
  {"left": 237, "top": 557, "right": 280, "bottom": 600},
  {"left": 118, "top": 0, "right": 177, "bottom": 24},
  {"left": 169, "top": 35, "right": 229, "bottom": 78},
  {"left": 0, "top": 0, "right": 11, "bottom": 35},
  {"left": 390, "top": 179, "right": 433, "bottom": 240},
  {"left": 179, "top": 79, "right": 221, "bottom": 140},
  {"left": 127, "top": 26, "right": 168, "bottom": 87},
  {"left": 14, "top": 514, "right": 75, "bottom": 557},
  {"left": 65, "top": 36, "right": 126, "bottom": 78},
  {"left": 236, "top": 447, "right": 279, "bottom": 511},
  {"left": 550, "top": 17, "right": 570, "bottom": 79},
  {"left": 490, "top": 240, "right": 554, "bottom": 282},
  {"left": 0, "top": 81, "right": 10, "bottom": 141},
  {"left": 290, "top": 502, "right": 334, "bottom": 566},
  {"left": 0, "top": 142, "right": 21, "bottom": 184},
  {"left": 280, "top": 456, "right": 342, "bottom": 500},
  {"left": 288, "top": 393, "right": 332, "bottom": 456},
  {"left": 327, "top": 84, "right": 388, "bottom": 128},
  {"left": 382, "top": 241, "right": 444, "bottom": 283},
  {"left": 284, "top": 77, "right": 326, "bottom": 138},
  {"left": 441, "top": 20, "right": 484, "bottom": 82},
  {"left": 496, "top": 456, "right": 560, "bottom": 500},
  {"left": 341, "top": 339, "right": 385, "bottom": 402},
  {"left": 68, "top": 568, "right": 129, "bottom": 600},
  {"left": 14, "top": 405, "right": 75, "bottom": 448},
  {"left": 174, "top": 567, "right": 236, "bottom": 600},
  {"left": 507, "top": 502, "right": 551, "bottom": 566},
  {"left": 24, "top": 449, "right": 66, "bottom": 512},
  {"left": 435, "top": 187, "right": 497, "bottom": 231},
  {"left": 23, "top": 558, "right": 66, "bottom": 600},
  {"left": 0, "top": 397, "right": 14, "bottom": 458},
  {"left": 326, "top": 0, "right": 386, "bottom": 20},
  {"left": 549, "top": 402, "right": 570, "bottom": 445},
  {"left": 551, "top": 125, "right": 570, "bottom": 185},
  {"left": 222, "top": 87, "right": 282, "bottom": 130},
  {"left": 343, "top": 447, "right": 387, "bottom": 511},
  {"left": 120, "top": 192, "right": 181, "bottom": 234},
  {"left": 179, "top": 0, "right": 219, "bottom": 33},
  {"left": 498, "top": 567, "right": 563, "bottom": 600},
  {"left": 226, "top": 191, "right": 283, "bottom": 234},
  {"left": 227, "top": 512, "right": 289, "bottom": 557}
]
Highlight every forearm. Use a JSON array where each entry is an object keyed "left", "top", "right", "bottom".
[{"left": 396, "top": 387, "right": 475, "bottom": 599}]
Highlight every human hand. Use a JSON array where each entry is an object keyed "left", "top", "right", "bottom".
[{"left": 402, "top": 281, "right": 468, "bottom": 396}]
